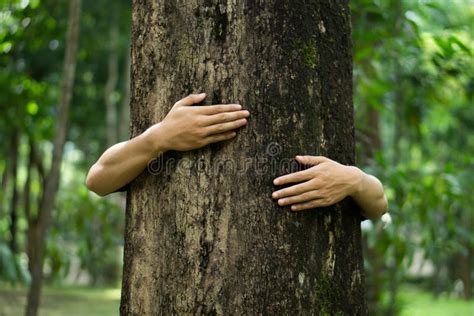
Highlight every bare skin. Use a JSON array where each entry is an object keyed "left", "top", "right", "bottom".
[
  {"left": 272, "top": 155, "right": 388, "bottom": 219},
  {"left": 86, "top": 93, "right": 388, "bottom": 219},
  {"left": 85, "top": 93, "right": 249, "bottom": 196}
]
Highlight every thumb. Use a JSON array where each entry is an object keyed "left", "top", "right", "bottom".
[
  {"left": 176, "top": 93, "right": 206, "bottom": 107},
  {"left": 295, "top": 155, "right": 327, "bottom": 166}
]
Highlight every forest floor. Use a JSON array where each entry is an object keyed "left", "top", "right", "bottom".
[
  {"left": 0, "top": 285, "right": 120, "bottom": 316},
  {"left": 399, "top": 285, "right": 474, "bottom": 316},
  {"left": 0, "top": 284, "right": 472, "bottom": 315}
]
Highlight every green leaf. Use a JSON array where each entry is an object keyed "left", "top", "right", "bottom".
[{"left": 26, "top": 100, "right": 38, "bottom": 115}]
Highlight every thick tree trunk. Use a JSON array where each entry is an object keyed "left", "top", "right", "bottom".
[
  {"left": 25, "top": 0, "right": 81, "bottom": 315},
  {"left": 119, "top": 46, "right": 131, "bottom": 141},
  {"left": 122, "top": 1, "right": 366, "bottom": 314}
]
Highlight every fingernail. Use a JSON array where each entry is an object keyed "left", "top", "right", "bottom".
[
  {"left": 199, "top": 92, "right": 206, "bottom": 97},
  {"left": 291, "top": 205, "right": 296, "bottom": 211},
  {"left": 278, "top": 199, "right": 286, "bottom": 205},
  {"left": 272, "top": 192, "right": 278, "bottom": 198}
]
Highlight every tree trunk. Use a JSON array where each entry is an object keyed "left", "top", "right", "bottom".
[
  {"left": 0, "top": 157, "right": 10, "bottom": 219},
  {"left": 105, "top": 17, "right": 120, "bottom": 148},
  {"left": 119, "top": 45, "right": 131, "bottom": 141},
  {"left": 8, "top": 132, "right": 20, "bottom": 254},
  {"left": 25, "top": 139, "right": 37, "bottom": 275},
  {"left": 24, "top": 0, "right": 81, "bottom": 315},
  {"left": 122, "top": 1, "right": 366, "bottom": 314},
  {"left": 461, "top": 247, "right": 472, "bottom": 300}
]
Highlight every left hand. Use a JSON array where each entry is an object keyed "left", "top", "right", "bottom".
[{"left": 272, "top": 155, "right": 363, "bottom": 211}]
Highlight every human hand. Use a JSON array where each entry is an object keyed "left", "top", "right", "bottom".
[
  {"left": 272, "top": 155, "right": 363, "bottom": 211},
  {"left": 151, "top": 93, "right": 249, "bottom": 152}
]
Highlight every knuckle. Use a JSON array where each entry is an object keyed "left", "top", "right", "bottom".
[
  {"left": 302, "top": 192, "right": 312, "bottom": 199},
  {"left": 230, "top": 112, "right": 241, "bottom": 121},
  {"left": 216, "top": 113, "right": 226, "bottom": 121},
  {"left": 213, "top": 105, "right": 224, "bottom": 113},
  {"left": 195, "top": 138, "right": 206, "bottom": 147},
  {"left": 195, "top": 116, "right": 205, "bottom": 126},
  {"left": 217, "top": 124, "right": 227, "bottom": 133},
  {"left": 193, "top": 128, "right": 205, "bottom": 138},
  {"left": 236, "top": 118, "right": 246, "bottom": 125},
  {"left": 210, "top": 136, "right": 221, "bottom": 143},
  {"left": 220, "top": 134, "right": 229, "bottom": 141}
]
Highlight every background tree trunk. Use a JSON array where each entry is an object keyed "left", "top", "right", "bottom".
[
  {"left": 8, "top": 132, "right": 20, "bottom": 254},
  {"left": 122, "top": 1, "right": 366, "bottom": 314},
  {"left": 105, "top": 15, "right": 119, "bottom": 148},
  {"left": 24, "top": 0, "right": 81, "bottom": 315}
]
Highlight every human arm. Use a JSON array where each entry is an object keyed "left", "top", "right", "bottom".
[
  {"left": 85, "top": 93, "right": 249, "bottom": 196},
  {"left": 272, "top": 155, "right": 388, "bottom": 220}
]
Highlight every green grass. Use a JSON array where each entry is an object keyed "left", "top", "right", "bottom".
[
  {"left": 0, "top": 284, "right": 472, "bottom": 315},
  {"left": 399, "top": 285, "right": 474, "bottom": 316},
  {"left": 0, "top": 285, "right": 120, "bottom": 316}
]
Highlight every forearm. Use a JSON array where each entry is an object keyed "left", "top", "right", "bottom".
[
  {"left": 85, "top": 124, "right": 165, "bottom": 196},
  {"left": 349, "top": 167, "right": 388, "bottom": 220}
]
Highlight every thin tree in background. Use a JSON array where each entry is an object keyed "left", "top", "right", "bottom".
[
  {"left": 121, "top": 1, "right": 366, "bottom": 314},
  {"left": 104, "top": 9, "right": 120, "bottom": 148},
  {"left": 25, "top": 0, "right": 82, "bottom": 315},
  {"left": 7, "top": 132, "right": 20, "bottom": 255}
]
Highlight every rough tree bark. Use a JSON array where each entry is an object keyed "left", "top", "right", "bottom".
[
  {"left": 119, "top": 47, "right": 131, "bottom": 141},
  {"left": 25, "top": 0, "right": 81, "bottom": 315},
  {"left": 122, "top": 1, "right": 366, "bottom": 314}
]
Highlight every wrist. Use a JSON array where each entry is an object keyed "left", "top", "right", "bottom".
[
  {"left": 143, "top": 122, "right": 170, "bottom": 156},
  {"left": 346, "top": 166, "right": 365, "bottom": 198}
]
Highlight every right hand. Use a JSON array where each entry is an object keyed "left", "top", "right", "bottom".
[{"left": 152, "top": 93, "right": 250, "bottom": 152}]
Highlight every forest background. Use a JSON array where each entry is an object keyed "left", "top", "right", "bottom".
[{"left": 0, "top": 0, "right": 472, "bottom": 315}]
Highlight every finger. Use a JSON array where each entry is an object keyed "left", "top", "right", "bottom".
[
  {"left": 291, "top": 199, "right": 328, "bottom": 212},
  {"left": 295, "top": 155, "right": 327, "bottom": 166},
  {"left": 176, "top": 93, "right": 207, "bottom": 107},
  {"left": 204, "top": 119, "right": 247, "bottom": 135},
  {"left": 204, "top": 131, "right": 237, "bottom": 145},
  {"left": 273, "top": 169, "right": 313, "bottom": 186},
  {"left": 197, "top": 103, "right": 242, "bottom": 115},
  {"left": 203, "top": 110, "right": 250, "bottom": 126},
  {"left": 277, "top": 190, "right": 321, "bottom": 206},
  {"left": 272, "top": 181, "right": 315, "bottom": 199}
]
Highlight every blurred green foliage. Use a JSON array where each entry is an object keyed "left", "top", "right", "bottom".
[
  {"left": 0, "top": 0, "right": 130, "bottom": 286},
  {"left": 0, "top": 0, "right": 472, "bottom": 315},
  {"left": 352, "top": 0, "right": 473, "bottom": 314}
]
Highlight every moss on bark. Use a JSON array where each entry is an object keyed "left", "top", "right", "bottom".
[{"left": 121, "top": 1, "right": 366, "bottom": 314}]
